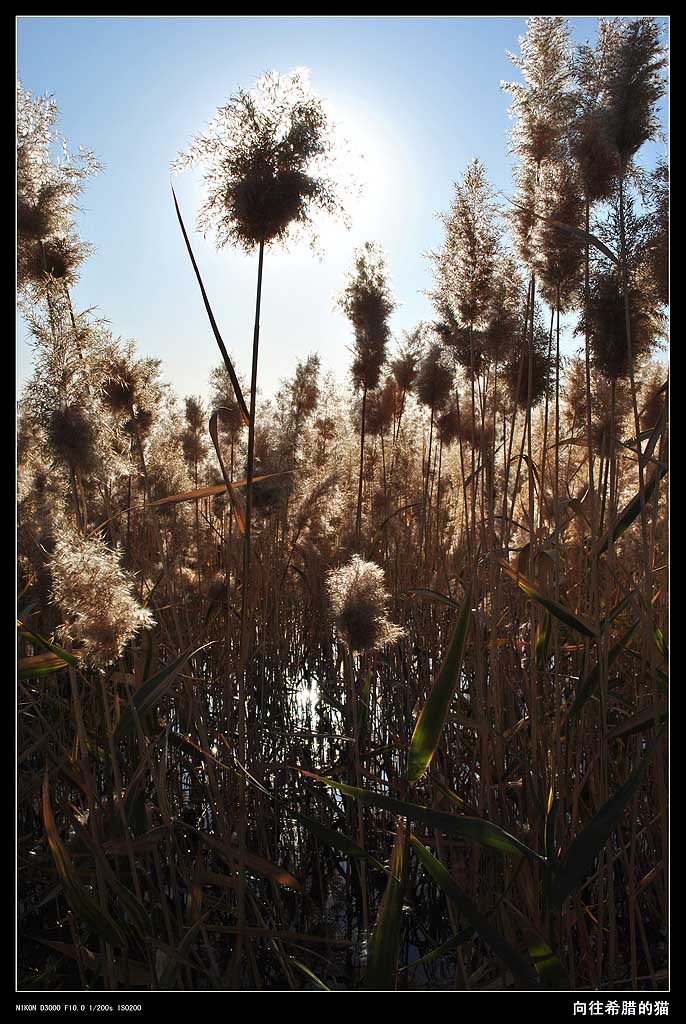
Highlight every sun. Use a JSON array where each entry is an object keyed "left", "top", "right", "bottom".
[{"left": 297, "top": 95, "right": 406, "bottom": 253}]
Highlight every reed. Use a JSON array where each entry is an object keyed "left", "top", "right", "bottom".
[{"left": 17, "top": 20, "right": 668, "bottom": 992}]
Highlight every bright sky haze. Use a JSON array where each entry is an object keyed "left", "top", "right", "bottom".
[{"left": 16, "top": 15, "right": 669, "bottom": 403}]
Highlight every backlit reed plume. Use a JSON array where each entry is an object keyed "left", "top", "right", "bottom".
[
  {"left": 529, "top": 162, "right": 585, "bottom": 311},
  {"left": 181, "top": 396, "right": 209, "bottom": 476},
  {"left": 174, "top": 67, "right": 346, "bottom": 252},
  {"left": 504, "top": 307, "right": 553, "bottom": 407},
  {"left": 175, "top": 71, "right": 347, "bottom": 678},
  {"left": 339, "top": 242, "right": 395, "bottom": 542},
  {"left": 437, "top": 406, "right": 461, "bottom": 448},
  {"left": 572, "top": 27, "right": 621, "bottom": 204},
  {"left": 416, "top": 340, "right": 453, "bottom": 413},
  {"left": 49, "top": 528, "right": 155, "bottom": 667},
  {"left": 563, "top": 355, "right": 634, "bottom": 453},
  {"left": 598, "top": 17, "right": 667, "bottom": 169},
  {"left": 431, "top": 159, "right": 501, "bottom": 357},
  {"left": 327, "top": 555, "right": 404, "bottom": 654},
  {"left": 503, "top": 17, "right": 575, "bottom": 167},
  {"left": 389, "top": 329, "right": 422, "bottom": 449},
  {"left": 579, "top": 267, "right": 662, "bottom": 381},
  {"left": 17, "top": 81, "right": 99, "bottom": 295}
]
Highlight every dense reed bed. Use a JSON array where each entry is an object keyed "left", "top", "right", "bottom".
[{"left": 17, "top": 18, "right": 668, "bottom": 991}]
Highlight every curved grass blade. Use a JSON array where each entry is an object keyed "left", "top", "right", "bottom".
[
  {"left": 18, "top": 621, "right": 80, "bottom": 667},
  {"left": 67, "top": 811, "right": 152, "bottom": 939},
  {"left": 525, "top": 931, "right": 569, "bottom": 990},
  {"left": 497, "top": 560, "right": 598, "bottom": 638},
  {"left": 400, "top": 928, "right": 474, "bottom": 972},
  {"left": 407, "top": 583, "right": 472, "bottom": 782},
  {"left": 499, "top": 192, "right": 619, "bottom": 264},
  {"left": 209, "top": 410, "right": 246, "bottom": 535},
  {"left": 551, "top": 729, "right": 665, "bottom": 908},
  {"left": 115, "top": 644, "right": 211, "bottom": 741},
  {"left": 547, "top": 218, "right": 619, "bottom": 264},
  {"left": 365, "top": 826, "right": 405, "bottom": 990},
  {"left": 404, "top": 588, "right": 460, "bottom": 609},
  {"left": 431, "top": 775, "right": 476, "bottom": 814},
  {"left": 358, "top": 671, "right": 372, "bottom": 750},
  {"left": 171, "top": 184, "right": 249, "bottom": 426},
  {"left": 536, "top": 612, "right": 553, "bottom": 673},
  {"left": 295, "top": 769, "right": 544, "bottom": 862},
  {"left": 410, "top": 834, "right": 540, "bottom": 988},
  {"left": 566, "top": 623, "right": 638, "bottom": 723},
  {"left": 596, "top": 466, "right": 668, "bottom": 555},
  {"left": 18, "top": 652, "right": 69, "bottom": 678},
  {"left": 654, "top": 624, "right": 668, "bottom": 663},
  {"left": 289, "top": 958, "right": 332, "bottom": 991},
  {"left": 291, "top": 811, "right": 386, "bottom": 873},
  {"left": 189, "top": 825, "right": 302, "bottom": 890},
  {"left": 150, "top": 482, "right": 229, "bottom": 507},
  {"left": 158, "top": 912, "right": 211, "bottom": 989},
  {"left": 149, "top": 472, "right": 293, "bottom": 510},
  {"left": 600, "top": 591, "right": 635, "bottom": 632},
  {"left": 42, "top": 773, "right": 125, "bottom": 948}
]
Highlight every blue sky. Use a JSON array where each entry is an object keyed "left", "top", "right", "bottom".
[{"left": 16, "top": 15, "right": 669, "bottom": 403}]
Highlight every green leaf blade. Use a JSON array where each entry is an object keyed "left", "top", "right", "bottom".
[
  {"left": 551, "top": 730, "right": 665, "bottom": 907},
  {"left": 410, "top": 834, "right": 540, "bottom": 988},
  {"left": 407, "top": 583, "right": 472, "bottom": 782}
]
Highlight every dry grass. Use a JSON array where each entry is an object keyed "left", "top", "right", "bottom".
[{"left": 17, "top": 18, "right": 668, "bottom": 992}]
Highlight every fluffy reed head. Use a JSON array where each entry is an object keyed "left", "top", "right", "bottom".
[
  {"left": 416, "top": 341, "right": 453, "bottom": 411},
  {"left": 47, "top": 404, "right": 98, "bottom": 473},
  {"left": 174, "top": 68, "right": 346, "bottom": 251},
  {"left": 503, "top": 17, "right": 575, "bottom": 168},
  {"left": 432, "top": 159, "right": 500, "bottom": 335},
  {"left": 437, "top": 406, "right": 461, "bottom": 447},
  {"left": 49, "top": 529, "right": 155, "bottom": 668},
  {"left": 17, "top": 183, "right": 69, "bottom": 241},
  {"left": 327, "top": 555, "right": 404, "bottom": 654},
  {"left": 391, "top": 330, "right": 423, "bottom": 393},
  {"left": 530, "top": 163, "right": 585, "bottom": 310},
  {"left": 365, "top": 377, "right": 397, "bottom": 437},
  {"left": 504, "top": 339, "right": 553, "bottom": 409},
  {"left": 600, "top": 17, "right": 667, "bottom": 166},
  {"left": 340, "top": 242, "right": 395, "bottom": 392},
  {"left": 579, "top": 268, "right": 661, "bottom": 380}
]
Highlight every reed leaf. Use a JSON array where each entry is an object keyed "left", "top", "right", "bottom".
[
  {"left": 18, "top": 621, "right": 81, "bottom": 667},
  {"left": 410, "top": 834, "right": 540, "bottom": 988},
  {"left": 596, "top": 466, "right": 668, "bottom": 555},
  {"left": 171, "top": 184, "right": 249, "bottom": 426},
  {"left": 407, "top": 583, "right": 472, "bottom": 781},
  {"left": 188, "top": 825, "right": 302, "bottom": 890},
  {"left": 399, "top": 928, "right": 474, "bottom": 972},
  {"left": 291, "top": 811, "right": 386, "bottom": 873},
  {"left": 364, "top": 826, "right": 405, "bottom": 990},
  {"left": 42, "top": 773, "right": 125, "bottom": 948},
  {"left": 149, "top": 471, "right": 293, "bottom": 509},
  {"left": 567, "top": 623, "right": 638, "bottom": 722},
  {"left": 607, "top": 703, "right": 668, "bottom": 741},
  {"left": 525, "top": 931, "right": 569, "bottom": 990},
  {"left": 404, "top": 588, "right": 460, "bottom": 609},
  {"left": 115, "top": 644, "right": 210, "bottom": 741},
  {"left": 497, "top": 560, "right": 598, "bottom": 638},
  {"left": 551, "top": 730, "right": 665, "bottom": 908},
  {"left": 18, "top": 652, "right": 69, "bottom": 678},
  {"left": 289, "top": 958, "right": 332, "bottom": 991},
  {"left": 296, "top": 769, "right": 544, "bottom": 861},
  {"left": 209, "top": 410, "right": 246, "bottom": 534}
]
